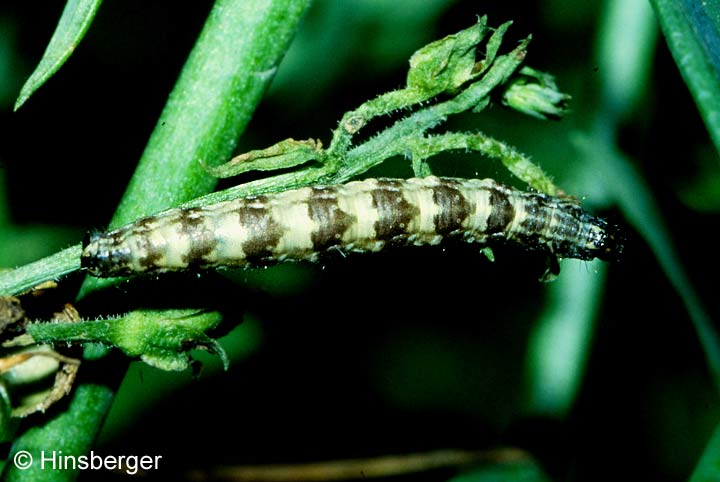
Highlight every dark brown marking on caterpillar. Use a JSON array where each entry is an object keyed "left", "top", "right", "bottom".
[
  {"left": 370, "top": 180, "right": 420, "bottom": 240},
  {"left": 431, "top": 183, "right": 473, "bottom": 234},
  {"left": 136, "top": 241, "right": 165, "bottom": 272},
  {"left": 485, "top": 187, "right": 515, "bottom": 234},
  {"left": 308, "top": 187, "right": 356, "bottom": 251},
  {"left": 177, "top": 208, "right": 216, "bottom": 267},
  {"left": 235, "top": 202, "right": 284, "bottom": 264}
]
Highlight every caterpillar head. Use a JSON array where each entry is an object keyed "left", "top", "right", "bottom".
[
  {"left": 592, "top": 219, "right": 625, "bottom": 263},
  {"left": 81, "top": 230, "right": 133, "bottom": 278}
]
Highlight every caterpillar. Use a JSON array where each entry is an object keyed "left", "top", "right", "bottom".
[{"left": 81, "top": 176, "right": 623, "bottom": 277}]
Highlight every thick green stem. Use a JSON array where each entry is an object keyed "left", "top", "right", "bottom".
[
  {"left": 81, "top": 0, "right": 311, "bottom": 296},
  {"left": 2, "top": 1, "right": 311, "bottom": 480}
]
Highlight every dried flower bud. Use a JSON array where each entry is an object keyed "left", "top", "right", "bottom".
[{"left": 502, "top": 67, "right": 570, "bottom": 120}]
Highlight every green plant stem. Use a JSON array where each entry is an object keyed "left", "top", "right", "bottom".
[
  {"left": 2, "top": 1, "right": 311, "bottom": 480},
  {"left": 28, "top": 309, "right": 227, "bottom": 372},
  {"left": 377, "top": 131, "right": 557, "bottom": 194},
  {"left": 0, "top": 245, "right": 81, "bottom": 296},
  {"left": 81, "top": 0, "right": 311, "bottom": 297},
  {"left": 181, "top": 166, "right": 334, "bottom": 209}
]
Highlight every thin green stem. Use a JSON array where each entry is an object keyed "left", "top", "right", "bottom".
[
  {"left": 334, "top": 39, "right": 530, "bottom": 182},
  {"left": 0, "top": 245, "right": 81, "bottom": 296},
  {"left": 328, "top": 18, "right": 497, "bottom": 155},
  {"left": 28, "top": 309, "right": 226, "bottom": 372},
  {"left": 390, "top": 131, "right": 558, "bottom": 194},
  {"left": 180, "top": 166, "right": 334, "bottom": 209}
]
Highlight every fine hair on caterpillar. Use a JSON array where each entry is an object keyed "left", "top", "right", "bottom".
[{"left": 81, "top": 176, "right": 623, "bottom": 278}]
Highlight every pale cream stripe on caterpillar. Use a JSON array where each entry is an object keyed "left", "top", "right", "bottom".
[{"left": 81, "top": 176, "right": 623, "bottom": 277}]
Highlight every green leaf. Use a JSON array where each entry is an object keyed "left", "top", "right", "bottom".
[
  {"left": 406, "top": 17, "right": 489, "bottom": 96},
  {"left": 689, "top": 421, "right": 720, "bottom": 482},
  {"left": 650, "top": 0, "right": 720, "bottom": 156},
  {"left": 14, "top": 0, "right": 103, "bottom": 111}
]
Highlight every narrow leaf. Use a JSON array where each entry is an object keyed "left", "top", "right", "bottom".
[
  {"left": 14, "top": 0, "right": 103, "bottom": 111},
  {"left": 650, "top": 0, "right": 720, "bottom": 156}
]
